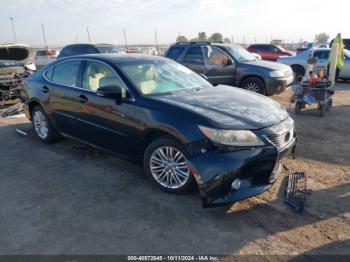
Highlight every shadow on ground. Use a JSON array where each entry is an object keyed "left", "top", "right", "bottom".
[{"left": 0, "top": 121, "right": 349, "bottom": 255}]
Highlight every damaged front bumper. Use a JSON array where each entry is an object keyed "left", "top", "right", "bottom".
[{"left": 187, "top": 138, "right": 296, "bottom": 208}]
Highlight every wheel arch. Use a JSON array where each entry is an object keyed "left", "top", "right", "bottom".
[
  {"left": 28, "top": 99, "right": 44, "bottom": 119},
  {"left": 141, "top": 128, "right": 188, "bottom": 158}
]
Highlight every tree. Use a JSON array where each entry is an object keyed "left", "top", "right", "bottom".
[
  {"left": 198, "top": 32, "right": 207, "bottom": 41},
  {"left": 223, "top": 37, "right": 231, "bottom": 44},
  {"left": 209, "top": 33, "right": 223, "bottom": 43},
  {"left": 176, "top": 35, "right": 188, "bottom": 43},
  {"left": 315, "top": 33, "right": 330, "bottom": 44}
]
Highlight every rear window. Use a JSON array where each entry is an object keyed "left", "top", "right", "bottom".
[
  {"left": 95, "top": 45, "right": 123, "bottom": 53},
  {"left": 166, "top": 47, "right": 184, "bottom": 60},
  {"left": 76, "top": 45, "right": 98, "bottom": 54},
  {"left": 36, "top": 50, "right": 47, "bottom": 56},
  {"left": 0, "top": 47, "right": 29, "bottom": 61},
  {"left": 59, "top": 46, "right": 75, "bottom": 57},
  {"left": 50, "top": 60, "right": 81, "bottom": 86}
]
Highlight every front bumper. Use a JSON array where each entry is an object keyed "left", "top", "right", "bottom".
[
  {"left": 188, "top": 138, "right": 296, "bottom": 208},
  {"left": 265, "top": 75, "right": 294, "bottom": 95}
]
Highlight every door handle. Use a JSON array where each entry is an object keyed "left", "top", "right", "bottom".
[
  {"left": 78, "top": 94, "right": 88, "bottom": 104},
  {"left": 41, "top": 86, "right": 49, "bottom": 93}
]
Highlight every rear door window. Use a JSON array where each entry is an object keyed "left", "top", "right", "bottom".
[
  {"left": 167, "top": 47, "right": 184, "bottom": 60},
  {"left": 313, "top": 51, "right": 330, "bottom": 60},
  {"left": 51, "top": 60, "right": 81, "bottom": 86},
  {"left": 184, "top": 47, "right": 204, "bottom": 64}
]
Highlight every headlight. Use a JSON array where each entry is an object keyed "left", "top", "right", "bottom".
[
  {"left": 198, "top": 126, "right": 265, "bottom": 146},
  {"left": 270, "top": 70, "right": 285, "bottom": 78}
]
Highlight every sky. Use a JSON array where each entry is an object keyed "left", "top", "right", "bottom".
[{"left": 0, "top": 0, "right": 348, "bottom": 47}]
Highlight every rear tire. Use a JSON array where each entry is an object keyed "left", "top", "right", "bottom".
[
  {"left": 295, "top": 102, "right": 302, "bottom": 114},
  {"left": 31, "top": 105, "right": 60, "bottom": 143},
  {"left": 143, "top": 137, "right": 196, "bottom": 194},
  {"left": 240, "top": 77, "right": 266, "bottom": 95}
]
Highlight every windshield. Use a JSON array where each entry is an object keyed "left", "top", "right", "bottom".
[
  {"left": 96, "top": 45, "right": 123, "bottom": 53},
  {"left": 223, "top": 44, "right": 257, "bottom": 62},
  {"left": 119, "top": 60, "right": 212, "bottom": 95}
]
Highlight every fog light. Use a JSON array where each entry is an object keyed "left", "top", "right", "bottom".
[{"left": 231, "top": 178, "right": 241, "bottom": 190}]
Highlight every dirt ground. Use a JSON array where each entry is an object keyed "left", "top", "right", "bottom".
[{"left": 0, "top": 83, "right": 349, "bottom": 257}]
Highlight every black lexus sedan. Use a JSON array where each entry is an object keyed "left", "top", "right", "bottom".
[{"left": 22, "top": 54, "right": 296, "bottom": 207}]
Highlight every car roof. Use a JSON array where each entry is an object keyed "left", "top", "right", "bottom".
[
  {"left": 58, "top": 53, "right": 168, "bottom": 64},
  {"left": 171, "top": 42, "right": 242, "bottom": 49}
]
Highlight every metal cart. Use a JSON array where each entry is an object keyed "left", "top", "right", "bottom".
[{"left": 293, "top": 80, "right": 334, "bottom": 117}]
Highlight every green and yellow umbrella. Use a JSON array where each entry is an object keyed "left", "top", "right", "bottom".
[{"left": 328, "top": 33, "right": 345, "bottom": 84}]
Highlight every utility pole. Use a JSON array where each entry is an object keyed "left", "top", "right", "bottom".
[
  {"left": 76, "top": 35, "right": 79, "bottom": 44},
  {"left": 41, "top": 23, "right": 48, "bottom": 49},
  {"left": 9, "top": 17, "right": 17, "bottom": 43},
  {"left": 87, "top": 27, "right": 92, "bottom": 44},
  {"left": 154, "top": 30, "right": 159, "bottom": 55},
  {"left": 123, "top": 28, "right": 128, "bottom": 50}
]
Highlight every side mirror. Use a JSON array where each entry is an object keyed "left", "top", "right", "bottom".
[{"left": 97, "top": 85, "right": 126, "bottom": 104}]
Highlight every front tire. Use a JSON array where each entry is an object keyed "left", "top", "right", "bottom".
[
  {"left": 240, "top": 77, "right": 266, "bottom": 95},
  {"left": 143, "top": 137, "right": 196, "bottom": 194},
  {"left": 31, "top": 105, "right": 60, "bottom": 143}
]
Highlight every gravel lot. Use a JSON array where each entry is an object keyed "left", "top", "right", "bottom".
[{"left": 0, "top": 83, "right": 349, "bottom": 256}]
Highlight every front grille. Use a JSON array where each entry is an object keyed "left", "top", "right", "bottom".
[{"left": 265, "top": 117, "right": 295, "bottom": 151}]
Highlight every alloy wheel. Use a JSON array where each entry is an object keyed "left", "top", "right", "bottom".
[
  {"left": 149, "top": 146, "right": 190, "bottom": 189},
  {"left": 244, "top": 82, "right": 260, "bottom": 93},
  {"left": 33, "top": 110, "right": 49, "bottom": 139}
]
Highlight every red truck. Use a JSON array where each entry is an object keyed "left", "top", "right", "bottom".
[{"left": 247, "top": 44, "right": 293, "bottom": 61}]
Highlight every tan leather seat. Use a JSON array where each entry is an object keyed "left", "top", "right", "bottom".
[{"left": 139, "top": 67, "right": 157, "bottom": 94}]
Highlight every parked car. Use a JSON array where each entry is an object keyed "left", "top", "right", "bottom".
[
  {"left": 22, "top": 54, "right": 296, "bottom": 207},
  {"left": 34, "top": 49, "right": 58, "bottom": 69},
  {"left": 247, "top": 44, "right": 293, "bottom": 61},
  {"left": 165, "top": 42, "right": 294, "bottom": 95},
  {"left": 0, "top": 44, "right": 35, "bottom": 105},
  {"left": 277, "top": 48, "right": 350, "bottom": 80},
  {"left": 330, "top": 38, "right": 350, "bottom": 50},
  {"left": 57, "top": 43, "right": 124, "bottom": 59}
]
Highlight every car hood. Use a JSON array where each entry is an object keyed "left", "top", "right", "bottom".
[
  {"left": 244, "top": 59, "right": 291, "bottom": 71},
  {"left": 152, "top": 85, "right": 289, "bottom": 130}
]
